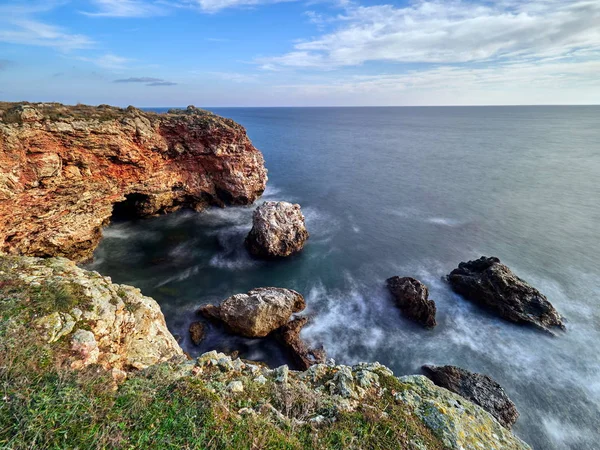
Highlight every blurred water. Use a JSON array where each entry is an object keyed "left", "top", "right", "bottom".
[{"left": 88, "top": 106, "right": 600, "bottom": 449}]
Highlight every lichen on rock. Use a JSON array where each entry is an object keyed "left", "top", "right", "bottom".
[{"left": 1, "top": 254, "right": 183, "bottom": 371}]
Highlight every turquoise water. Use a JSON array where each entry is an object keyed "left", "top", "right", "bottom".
[{"left": 88, "top": 106, "right": 600, "bottom": 449}]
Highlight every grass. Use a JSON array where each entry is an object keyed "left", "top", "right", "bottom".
[{"left": 0, "top": 255, "right": 445, "bottom": 450}]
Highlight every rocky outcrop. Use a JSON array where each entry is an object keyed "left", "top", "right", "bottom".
[
  {"left": 386, "top": 276, "right": 437, "bottom": 328},
  {"left": 0, "top": 102, "right": 267, "bottom": 262},
  {"left": 0, "top": 255, "right": 183, "bottom": 371},
  {"left": 189, "top": 321, "right": 206, "bottom": 345},
  {"left": 447, "top": 256, "right": 565, "bottom": 333},
  {"left": 171, "top": 353, "right": 530, "bottom": 450},
  {"left": 245, "top": 201, "right": 309, "bottom": 258},
  {"left": 1, "top": 254, "right": 531, "bottom": 449},
  {"left": 277, "top": 316, "right": 326, "bottom": 370},
  {"left": 199, "top": 287, "right": 306, "bottom": 337},
  {"left": 422, "top": 365, "right": 519, "bottom": 429}
]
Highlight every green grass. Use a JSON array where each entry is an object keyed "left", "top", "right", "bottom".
[{"left": 0, "top": 255, "right": 445, "bottom": 450}]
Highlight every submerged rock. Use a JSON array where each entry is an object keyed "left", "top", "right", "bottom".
[
  {"left": 277, "top": 316, "right": 326, "bottom": 370},
  {"left": 245, "top": 201, "right": 309, "bottom": 258},
  {"left": 199, "top": 287, "right": 306, "bottom": 337},
  {"left": 422, "top": 365, "right": 519, "bottom": 429},
  {"left": 189, "top": 321, "right": 206, "bottom": 345},
  {"left": 386, "top": 276, "right": 437, "bottom": 328},
  {"left": 0, "top": 102, "right": 267, "bottom": 262},
  {"left": 447, "top": 256, "right": 565, "bottom": 333}
]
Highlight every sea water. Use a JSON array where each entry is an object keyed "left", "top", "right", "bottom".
[{"left": 88, "top": 106, "right": 600, "bottom": 449}]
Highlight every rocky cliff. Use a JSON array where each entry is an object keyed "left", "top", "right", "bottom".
[
  {"left": 0, "top": 102, "right": 267, "bottom": 261},
  {"left": 0, "top": 254, "right": 530, "bottom": 449}
]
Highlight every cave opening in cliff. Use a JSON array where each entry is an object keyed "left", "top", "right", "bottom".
[{"left": 111, "top": 193, "right": 151, "bottom": 222}]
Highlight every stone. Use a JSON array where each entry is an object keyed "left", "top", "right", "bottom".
[
  {"left": 422, "top": 365, "right": 519, "bottom": 429},
  {"left": 227, "top": 381, "right": 244, "bottom": 393},
  {"left": 397, "top": 375, "right": 530, "bottom": 450},
  {"left": 274, "top": 365, "right": 289, "bottom": 384},
  {"left": 253, "top": 375, "right": 267, "bottom": 385},
  {"left": 447, "top": 256, "right": 565, "bottom": 333},
  {"left": 386, "top": 276, "right": 437, "bottom": 328},
  {"left": 189, "top": 321, "right": 205, "bottom": 345},
  {"left": 245, "top": 201, "right": 309, "bottom": 258},
  {"left": 200, "top": 287, "right": 306, "bottom": 337},
  {"left": 277, "top": 316, "right": 326, "bottom": 370},
  {"left": 0, "top": 102, "right": 267, "bottom": 262},
  {"left": 70, "top": 329, "right": 100, "bottom": 369},
  {"left": 2, "top": 255, "right": 183, "bottom": 371}
]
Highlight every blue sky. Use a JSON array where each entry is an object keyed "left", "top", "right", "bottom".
[{"left": 1, "top": 0, "right": 599, "bottom": 106}]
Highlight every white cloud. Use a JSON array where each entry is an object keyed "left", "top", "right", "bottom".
[
  {"left": 0, "top": 19, "right": 93, "bottom": 51},
  {"left": 274, "top": 58, "right": 600, "bottom": 104},
  {"left": 83, "top": 0, "right": 167, "bottom": 17},
  {"left": 191, "top": 0, "right": 295, "bottom": 13},
  {"left": 77, "top": 53, "right": 131, "bottom": 69},
  {"left": 261, "top": 0, "right": 600, "bottom": 68}
]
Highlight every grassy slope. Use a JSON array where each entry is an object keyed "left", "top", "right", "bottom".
[{"left": 0, "top": 256, "right": 443, "bottom": 450}]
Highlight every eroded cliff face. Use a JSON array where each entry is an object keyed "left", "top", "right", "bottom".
[{"left": 0, "top": 102, "right": 267, "bottom": 261}]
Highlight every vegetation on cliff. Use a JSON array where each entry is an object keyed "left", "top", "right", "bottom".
[{"left": 0, "top": 255, "right": 530, "bottom": 449}]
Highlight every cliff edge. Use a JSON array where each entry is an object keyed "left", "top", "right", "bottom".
[
  {"left": 0, "top": 102, "right": 267, "bottom": 261},
  {"left": 0, "top": 255, "right": 530, "bottom": 450}
]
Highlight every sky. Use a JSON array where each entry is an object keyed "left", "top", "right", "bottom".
[{"left": 0, "top": 0, "right": 599, "bottom": 106}]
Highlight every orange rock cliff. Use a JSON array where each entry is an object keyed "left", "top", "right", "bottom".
[{"left": 0, "top": 102, "right": 267, "bottom": 261}]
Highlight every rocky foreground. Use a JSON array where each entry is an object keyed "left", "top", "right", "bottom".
[
  {"left": 0, "top": 102, "right": 267, "bottom": 262},
  {"left": 0, "top": 254, "right": 530, "bottom": 449}
]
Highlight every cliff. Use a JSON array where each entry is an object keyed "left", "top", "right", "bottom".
[
  {"left": 0, "top": 255, "right": 531, "bottom": 450},
  {"left": 0, "top": 102, "right": 267, "bottom": 261}
]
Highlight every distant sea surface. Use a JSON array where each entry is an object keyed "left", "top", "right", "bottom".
[{"left": 87, "top": 106, "right": 600, "bottom": 449}]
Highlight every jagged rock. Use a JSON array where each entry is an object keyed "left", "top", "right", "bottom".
[
  {"left": 447, "top": 256, "right": 565, "bottom": 333},
  {"left": 397, "top": 375, "right": 530, "bottom": 450},
  {"left": 422, "top": 365, "right": 519, "bottom": 429},
  {"left": 386, "top": 276, "right": 437, "bottom": 328},
  {"left": 277, "top": 316, "right": 326, "bottom": 370},
  {"left": 199, "top": 287, "right": 305, "bottom": 337},
  {"left": 0, "top": 102, "right": 267, "bottom": 261},
  {"left": 245, "top": 201, "right": 309, "bottom": 258},
  {"left": 1, "top": 255, "right": 183, "bottom": 371},
  {"left": 189, "top": 321, "right": 206, "bottom": 345}
]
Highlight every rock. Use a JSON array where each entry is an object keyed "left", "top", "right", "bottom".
[
  {"left": 447, "top": 256, "right": 565, "bottom": 333},
  {"left": 274, "top": 365, "right": 289, "bottom": 384},
  {"left": 70, "top": 329, "right": 100, "bottom": 369},
  {"left": 277, "top": 316, "right": 326, "bottom": 370},
  {"left": 1, "top": 255, "right": 183, "bottom": 371},
  {"left": 386, "top": 276, "right": 437, "bottom": 328},
  {"left": 422, "top": 364, "right": 519, "bottom": 429},
  {"left": 227, "top": 380, "right": 244, "bottom": 393},
  {"left": 397, "top": 375, "right": 530, "bottom": 450},
  {"left": 189, "top": 321, "right": 206, "bottom": 345},
  {"left": 253, "top": 375, "right": 267, "bottom": 385},
  {"left": 0, "top": 102, "right": 267, "bottom": 262},
  {"left": 200, "top": 287, "right": 305, "bottom": 337},
  {"left": 245, "top": 201, "right": 309, "bottom": 258}
]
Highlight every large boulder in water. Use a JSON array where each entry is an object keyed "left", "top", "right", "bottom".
[
  {"left": 245, "top": 201, "right": 309, "bottom": 258},
  {"left": 199, "top": 287, "right": 306, "bottom": 337},
  {"left": 386, "top": 276, "right": 437, "bottom": 328},
  {"left": 276, "top": 316, "right": 326, "bottom": 370},
  {"left": 447, "top": 256, "right": 565, "bottom": 334},
  {"left": 422, "top": 364, "right": 520, "bottom": 429}
]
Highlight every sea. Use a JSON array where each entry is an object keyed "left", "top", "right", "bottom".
[{"left": 86, "top": 106, "right": 600, "bottom": 449}]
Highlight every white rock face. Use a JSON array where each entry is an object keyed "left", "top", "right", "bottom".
[
  {"left": 11, "top": 256, "right": 184, "bottom": 371},
  {"left": 245, "top": 201, "right": 309, "bottom": 258}
]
